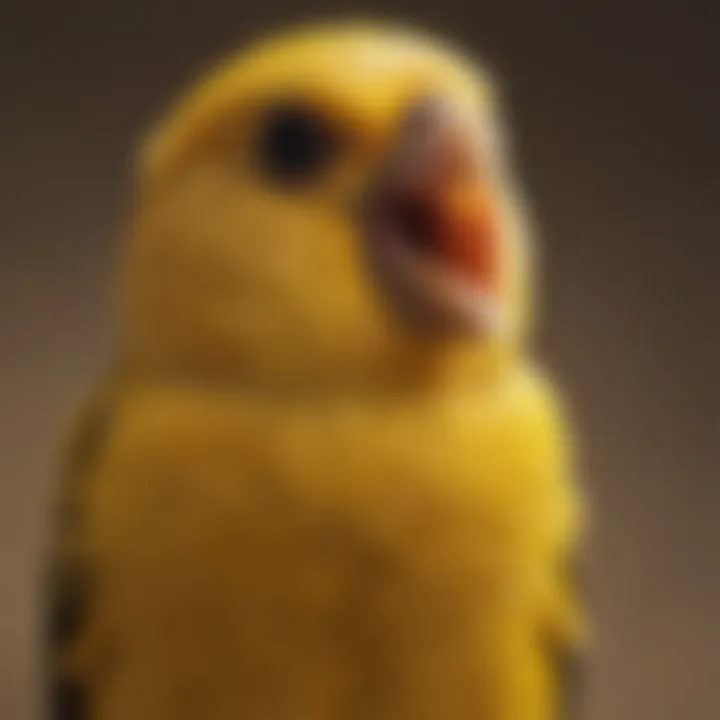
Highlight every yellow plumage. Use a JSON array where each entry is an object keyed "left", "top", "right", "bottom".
[{"left": 49, "top": 22, "right": 586, "bottom": 720}]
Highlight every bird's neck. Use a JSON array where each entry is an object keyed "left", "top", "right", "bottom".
[{"left": 118, "top": 339, "right": 519, "bottom": 403}]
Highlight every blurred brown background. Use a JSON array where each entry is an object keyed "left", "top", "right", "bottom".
[{"left": 1, "top": 1, "right": 718, "bottom": 719}]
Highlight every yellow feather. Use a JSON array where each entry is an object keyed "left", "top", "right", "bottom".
[{"left": 54, "top": 22, "right": 585, "bottom": 720}]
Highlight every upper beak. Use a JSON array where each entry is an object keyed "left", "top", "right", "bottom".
[
  {"left": 377, "top": 96, "right": 501, "bottom": 291},
  {"left": 363, "top": 95, "right": 504, "bottom": 334}
]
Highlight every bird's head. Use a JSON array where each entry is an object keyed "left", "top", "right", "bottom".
[{"left": 121, "top": 22, "right": 535, "bottom": 389}]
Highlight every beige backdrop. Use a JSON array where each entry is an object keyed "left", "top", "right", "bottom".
[{"left": 1, "top": 2, "right": 718, "bottom": 719}]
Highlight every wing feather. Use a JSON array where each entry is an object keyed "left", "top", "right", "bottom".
[{"left": 45, "top": 380, "right": 116, "bottom": 720}]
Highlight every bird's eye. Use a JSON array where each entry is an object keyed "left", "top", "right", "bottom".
[{"left": 256, "top": 103, "right": 337, "bottom": 186}]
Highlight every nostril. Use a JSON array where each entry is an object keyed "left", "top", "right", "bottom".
[{"left": 403, "top": 95, "right": 448, "bottom": 134}]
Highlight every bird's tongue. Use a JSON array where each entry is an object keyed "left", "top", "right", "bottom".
[{"left": 434, "top": 182, "right": 502, "bottom": 292}]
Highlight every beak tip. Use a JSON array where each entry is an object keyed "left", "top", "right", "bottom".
[{"left": 437, "top": 182, "right": 502, "bottom": 292}]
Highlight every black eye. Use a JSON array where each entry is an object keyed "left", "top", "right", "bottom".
[{"left": 256, "top": 104, "right": 337, "bottom": 186}]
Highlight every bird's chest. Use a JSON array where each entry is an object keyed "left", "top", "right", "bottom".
[
  {"left": 86, "top": 384, "right": 550, "bottom": 720},
  {"left": 94, "top": 383, "right": 541, "bottom": 568}
]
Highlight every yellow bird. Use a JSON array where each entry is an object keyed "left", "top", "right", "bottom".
[{"left": 47, "top": 21, "right": 587, "bottom": 720}]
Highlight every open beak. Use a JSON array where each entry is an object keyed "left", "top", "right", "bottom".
[{"left": 363, "top": 96, "right": 504, "bottom": 335}]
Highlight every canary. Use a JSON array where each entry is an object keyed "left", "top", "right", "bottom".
[{"left": 47, "top": 22, "right": 587, "bottom": 720}]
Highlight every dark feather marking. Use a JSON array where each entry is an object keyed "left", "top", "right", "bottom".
[
  {"left": 52, "top": 678, "right": 88, "bottom": 720},
  {"left": 553, "top": 548, "right": 588, "bottom": 720},
  {"left": 46, "top": 383, "right": 116, "bottom": 720},
  {"left": 556, "top": 643, "right": 584, "bottom": 720},
  {"left": 49, "top": 565, "right": 92, "bottom": 650}
]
